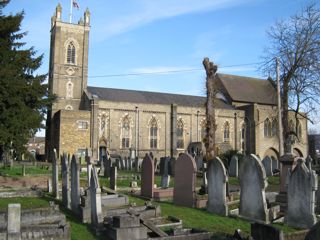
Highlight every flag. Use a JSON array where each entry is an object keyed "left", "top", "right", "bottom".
[{"left": 73, "top": 0, "right": 79, "bottom": 10}]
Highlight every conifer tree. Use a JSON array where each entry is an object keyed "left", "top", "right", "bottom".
[{"left": 0, "top": 1, "right": 54, "bottom": 160}]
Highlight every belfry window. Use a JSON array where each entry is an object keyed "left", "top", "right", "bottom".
[{"left": 67, "top": 42, "right": 76, "bottom": 64}]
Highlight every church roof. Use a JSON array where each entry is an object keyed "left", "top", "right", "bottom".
[
  {"left": 216, "top": 73, "right": 277, "bottom": 105},
  {"left": 87, "top": 86, "right": 234, "bottom": 109}
]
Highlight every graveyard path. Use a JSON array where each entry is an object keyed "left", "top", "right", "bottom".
[{"left": 0, "top": 176, "right": 49, "bottom": 190}]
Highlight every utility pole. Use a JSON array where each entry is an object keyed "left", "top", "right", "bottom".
[{"left": 276, "top": 57, "right": 284, "bottom": 156}]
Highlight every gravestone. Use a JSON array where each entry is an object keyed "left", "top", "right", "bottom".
[
  {"left": 305, "top": 220, "right": 320, "bottom": 240},
  {"left": 141, "top": 154, "right": 154, "bottom": 198},
  {"left": 251, "top": 222, "right": 284, "bottom": 240},
  {"left": 286, "top": 158, "right": 317, "bottom": 229},
  {"left": 7, "top": 203, "right": 21, "bottom": 240},
  {"left": 229, "top": 155, "right": 238, "bottom": 177},
  {"left": 47, "top": 179, "right": 52, "bottom": 193},
  {"left": 169, "top": 157, "right": 175, "bottom": 176},
  {"left": 262, "top": 156, "right": 273, "bottom": 177},
  {"left": 99, "top": 156, "right": 105, "bottom": 177},
  {"left": 85, "top": 149, "right": 93, "bottom": 187},
  {"left": 119, "top": 157, "right": 124, "bottom": 170},
  {"left": 52, "top": 149, "right": 59, "bottom": 199},
  {"left": 71, "top": 155, "right": 80, "bottom": 215},
  {"left": 104, "top": 156, "right": 111, "bottom": 178},
  {"left": 124, "top": 157, "right": 128, "bottom": 170},
  {"left": 306, "top": 155, "right": 313, "bottom": 169},
  {"left": 207, "top": 157, "right": 228, "bottom": 216},
  {"left": 160, "top": 157, "right": 171, "bottom": 188},
  {"left": 239, "top": 154, "right": 269, "bottom": 223},
  {"left": 173, "top": 153, "right": 196, "bottom": 208},
  {"left": 22, "top": 165, "right": 25, "bottom": 177},
  {"left": 110, "top": 166, "right": 117, "bottom": 191},
  {"left": 135, "top": 157, "right": 139, "bottom": 172},
  {"left": 195, "top": 155, "right": 203, "bottom": 171},
  {"left": 90, "top": 167, "right": 103, "bottom": 226},
  {"left": 61, "top": 153, "right": 71, "bottom": 209},
  {"left": 271, "top": 157, "right": 278, "bottom": 172}
]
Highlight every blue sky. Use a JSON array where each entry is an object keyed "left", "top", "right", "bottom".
[{"left": 4, "top": 0, "right": 318, "bottom": 134}]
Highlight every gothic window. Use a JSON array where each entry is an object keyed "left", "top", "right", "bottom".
[
  {"left": 264, "top": 118, "right": 272, "bottom": 137},
  {"left": 241, "top": 123, "right": 246, "bottom": 151},
  {"left": 67, "top": 42, "right": 76, "bottom": 64},
  {"left": 66, "top": 81, "right": 73, "bottom": 99},
  {"left": 100, "top": 115, "right": 107, "bottom": 137},
  {"left": 271, "top": 119, "right": 278, "bottom": 137},
  {"left": 121, "top": 116, "right": 130, "bottom": 149},
  {"left": 177, "top": 119, "right": 184, "bottom": 149},
  {"left": 223, "top": 121, "right": 230, "bottom": 142},
  {"left": 149, "top": 117, "right": 158, "bottom": 149}
]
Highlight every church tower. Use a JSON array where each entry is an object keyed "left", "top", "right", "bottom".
[
  {"left": 48, "top": 3, "right": 90, "bottom": 111},
  {"left": 46, "top": 4, "right": 91, "bottom": 160}
]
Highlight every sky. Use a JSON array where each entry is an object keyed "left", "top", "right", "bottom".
[{"left": 3, "top": 0, "right": 318, "bottom": 135}]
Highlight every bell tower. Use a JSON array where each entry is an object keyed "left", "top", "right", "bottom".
[
  {"left": 48, "top": 3, "right": 90, "bottom": 112},
  {"left": 46, "top": 4, "right": 91, "bottom": 160}
]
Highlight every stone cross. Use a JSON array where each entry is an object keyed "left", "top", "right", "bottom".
[
  {"left": 52, "top": 149, "right": 59, "bottom": 199},
  {"left": 207, "top": 157, "right": 228, "bottom": 216},
  {"left": 239, "top": 154, "right": 269, "bottom": 223},
  {"left": 141, "top": 154, "right": 154, "bottom": 198},
  {"left": 286, "top": 158, "right": 317, "bottom": 228},
  {"left": 71, "top": 155, "right": 80, "bottom": 215},
  {"left": 173, "top": 153, "right": 197, "bottom": 208},
  {"left": 61, "top": 153, "right": 71, "bottom": 209},
  {"left": 90, "top": 167, "right": 103, "bottom": 226}
]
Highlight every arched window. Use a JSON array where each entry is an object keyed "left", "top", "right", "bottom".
[
  {"left": 66, "top": 81, "right": 73, "bottom": 99},
  {"left": 100, "top": 115, "right": 107, "bottom": 137},
  {"left": 223, "top": 121, "right": 230, "bottom": 142},
  {"left": 177, "top": 119, "right": 184, "bottom": 149},
  {"left": 121, "top": 116, "right": 130, "bottom": 149},
  {"left": 67, "top": 42, "right": 76, "bottom": 64},
  {"left": 241, "top": 123, "right": 246, "bottom": 151},
  {"left": 297, "top": 120, "right": 302, "bottom": 139},
  {"left": 150, "top": 118, "right": 158, "bottom": 149},
  {"left": 264, "top": 118, "right": 272, "bottom": 137},
  {"left": 272, "top": 119, "right": 278, "bottom": 137}
]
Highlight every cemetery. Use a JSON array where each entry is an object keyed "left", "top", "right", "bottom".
[{"left": 1, "top": 147, "right": 320, "bottom": 240}]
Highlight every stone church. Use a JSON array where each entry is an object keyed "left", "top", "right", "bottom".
[{"left": 45, "top": 4, "right": 308, "bottom": 162}]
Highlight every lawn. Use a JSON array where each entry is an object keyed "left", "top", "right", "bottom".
[{"left": 0, "top": 165, "right": 51, "bottom": 177}]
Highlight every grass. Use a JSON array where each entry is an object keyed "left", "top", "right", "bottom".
[
  {"left": 228, "top": 177, "right": 239, "bottom": 185},
  {"left": 0, "top": 197, "right": 49, "bottom": 211},
  {"left": 0, "top": 166, "right": 51, "bottom": 177}
]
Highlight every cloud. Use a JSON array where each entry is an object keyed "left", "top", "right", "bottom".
[{"left": 93, "top": 0, "right": 251, "bottom": 41}]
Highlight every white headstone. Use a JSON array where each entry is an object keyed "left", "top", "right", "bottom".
[
  {"left": 7, "top": 203, "right": 21, "bottom": 240},
  {"left": 90, "top": 167, "right": 103, "bottom": 226}
]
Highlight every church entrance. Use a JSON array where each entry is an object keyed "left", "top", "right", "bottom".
[{"left": 99, "top": 138, "right": 107, "bottom": 162}]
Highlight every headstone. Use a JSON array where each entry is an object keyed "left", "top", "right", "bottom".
[
  {"left": 239, "top": 154, "right": 269, "bottom": 223},
  {"left": 135, "top": 157, "right": 139, "bottom": 172},
  {"left": 306, "top": 155, "right": 313, "bottom": 169},
  {"left": 207, "top": 157, "right": 228, "bottom": 216},
  {"left": 272, "top": 157, "right": 279, "bottom": 172},
  {"left": 128, "top": 157, "right": 132, "bottom": 171},
  {"left": 85, "top": 149, "right": 93, "bottom": 187},
  {"left": 61, "top": 153, "right": 71, "bottom": 209},
  {"left": 104, "top": 156, "right": 111, "bottom": 178},
  {"left": 305, "top": 220, "right": 320, "bottom": 240},
  {"left": 169, "top": 157, "right": 175, "bottom": 176},
  {"left": 52, "top": 149, "right": 59, "bottom": 199},
  {"left": 47, "top": 179, "right": 52, "bottom": 193},
  {"left": 262, "top": 156, "right": 273, "bottom": 177},
  {"left": 141, "top": 154, "right": 154, "bottom": 198},
  {"left": 195, "top": 155, "right": 203, "bottom": 171},
  {"left": 251, "top": 222, "right": 284, "bottom": 240},
  {"left": 99, "top": 156, "right": 105, "bottom": 176},
  {"left": 22, "top": 165, "right": 25, "bottom": 177},
  {"left": 7, "top": 203, "right": 21, "bottom": 240},
  {"left": 229, "top": 155, "right": 238, "bottom": 177},
  {"left": 285, "top": 158, "right": 317, "bottom": 229},
  {"left": 124, "top": 157, "right": 128, "bottom": 170},
  {"left": 119, "top": 157, "right": 124, "bottom": 170},
  {"left": 110, "top": 166, "right": 117, "bottom": 191},
  {"left": 71, "top": 155, "right": 80, "bottom": 214},
  {"left": 90, "top": 167, "right": 103, "bottom": 226},
  {"left": 160, "top": 157, "right": 171, "bottom": 188},
  {"left": 173, "top": 153, "right": 196, "bottom": 208}
]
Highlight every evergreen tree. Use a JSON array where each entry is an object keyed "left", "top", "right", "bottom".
[{"left": 0, "top": 2, "right": 54, "bottom": 160}]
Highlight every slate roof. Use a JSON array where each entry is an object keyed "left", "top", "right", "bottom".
[
  {"left": 216, "top": 73, "right": 277, "bottom": 105},
  {"left": 87, "top": 86, "right": 234, "bottom": 110}
]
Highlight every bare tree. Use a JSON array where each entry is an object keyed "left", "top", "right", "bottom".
[
  {"left": 261, "top": 3, "right": 320, "bottom": 152},
  {"left": 203, "top": 57, "right": 218, "bottom": 160}
]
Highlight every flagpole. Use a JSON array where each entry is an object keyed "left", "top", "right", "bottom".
[{"left": 69, "top": 0, "right": 73, "bottom": 23}]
